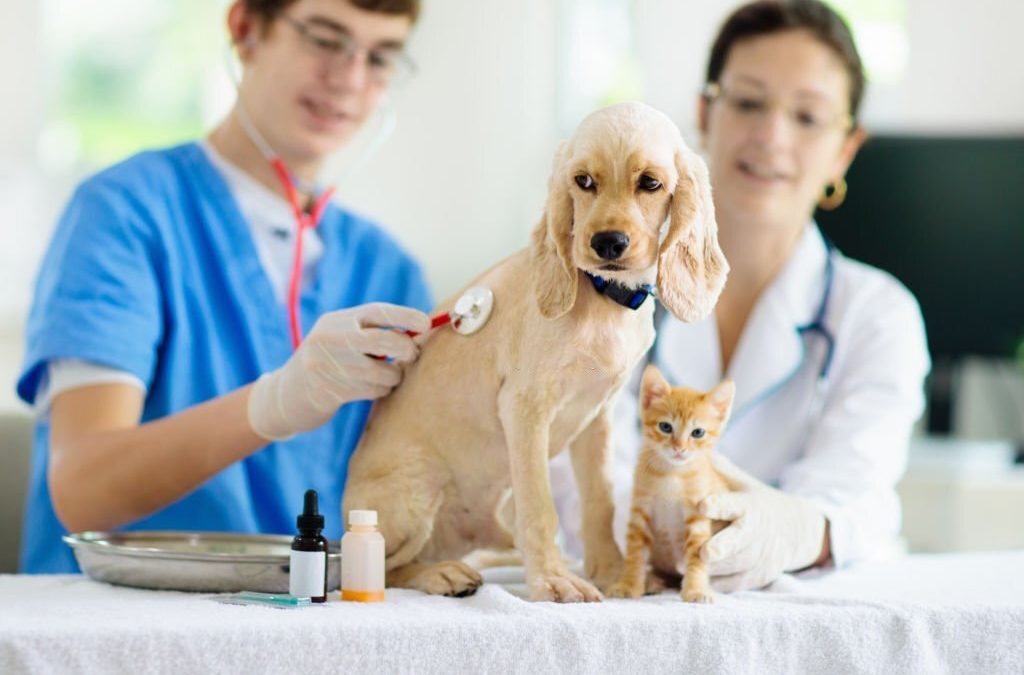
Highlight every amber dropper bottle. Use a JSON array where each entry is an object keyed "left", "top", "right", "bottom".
[{"left": 289, "top": 489, "right": 328, "bottom": 603}]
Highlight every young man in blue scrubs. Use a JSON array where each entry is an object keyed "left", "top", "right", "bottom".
[{"left": 17, "top": 0, "right": 430, "bottom": 573}]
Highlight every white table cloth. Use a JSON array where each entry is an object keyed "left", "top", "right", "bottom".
[{"left": 2, "top": 551, "right": 1023, "bottom": 674}]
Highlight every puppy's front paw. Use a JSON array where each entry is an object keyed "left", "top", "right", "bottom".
[
  {"left": 681, "top": 587, "right": 715, "bottom": 604},
  {"left": 400, "top": 561, "right": 483, "bottom": 597},
  {"left": 529, "top": 569, "right": 603, "bottom": 603},
  {"left": 605, "top": 578, "right": 644, "bottom": 599}
]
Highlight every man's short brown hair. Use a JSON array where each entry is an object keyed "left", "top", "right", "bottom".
[{"left": 244, "top": 0, "right": 420, "bottom": 24}]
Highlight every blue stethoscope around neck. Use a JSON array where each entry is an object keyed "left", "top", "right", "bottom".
[
  {"left": 646, "top": 231, "right": 840, "bottom": 428},
  {"left": 651, "top": 231, "right": 839, "bottom": 395},
  {"left": 796, "top": 235, "right": 838, "bottom": 387}
]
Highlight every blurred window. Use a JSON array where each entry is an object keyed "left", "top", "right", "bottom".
[
  {"left": 558, "top": 0, "right": 641, "bottom": 134},
  {"left": 39, "top": 0, "right": 229, "bottom": 172},
  {"left": 830, "top": 0, "right": 909, "bottom": 85}
]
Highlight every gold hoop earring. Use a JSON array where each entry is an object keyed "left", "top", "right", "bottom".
[{"left": 819, "top": 178, "right": 847, "bottom": 210}]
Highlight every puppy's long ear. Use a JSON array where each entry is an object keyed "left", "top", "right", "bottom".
[
  {"left": 531, "top": 142, "right": 578, "bottom": 319},
  {"left": 656, "top": 143, "right": 729, "bottom": 322}
]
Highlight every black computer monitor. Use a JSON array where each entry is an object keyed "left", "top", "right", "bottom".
[{"left": 816, "top": 135, "right": 1024, "bottom": 433}]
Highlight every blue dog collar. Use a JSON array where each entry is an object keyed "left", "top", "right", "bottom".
[{"left": 585, "top": 273, "right": 655, "bottom": 310}]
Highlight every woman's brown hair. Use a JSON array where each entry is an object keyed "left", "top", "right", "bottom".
[{"left": 705, "top": 0, "right": 865, "bottom": 122}]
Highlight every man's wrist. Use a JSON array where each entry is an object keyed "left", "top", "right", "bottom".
[{"left": 247, "top": 372, "right": 294, "bottom": 441}]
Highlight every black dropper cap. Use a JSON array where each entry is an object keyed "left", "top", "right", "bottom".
[{"left": 296, "top": 489, "right": 325, "bottom": 533}]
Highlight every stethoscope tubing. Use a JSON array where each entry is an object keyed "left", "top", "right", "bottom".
[
  {"left": 268, "top": 158, "right": 335, "bottom": 349},
  {"left": 223, "top": 41, "right": 398, "bottom": 349},
  {"left": 797, "top": 237, "right": 838, "bottom": 384},
  {"left": 650, "top": 230, "right": 839, "bottom": 391}
]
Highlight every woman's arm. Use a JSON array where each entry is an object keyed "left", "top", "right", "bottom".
[
  {"left": 700, "top": 278, "right": 929, "bottom": 589},
  {"left": 779, "top": 282, "right": 931, "bottom": 566}
]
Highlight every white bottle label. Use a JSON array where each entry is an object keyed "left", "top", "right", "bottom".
[
  {"left": 289, "top": 550, "right": 326, "bottom": 598},
  {"left": 341, "top": 532, "right": 385, "bottom": 592}
]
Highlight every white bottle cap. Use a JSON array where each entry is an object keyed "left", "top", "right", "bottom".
[{"left": 349, "top": 510, "right": 378, "bottom": 527}]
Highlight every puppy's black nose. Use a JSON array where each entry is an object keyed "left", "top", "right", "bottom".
[{"left": 591, "top": 231, "right": 630, "bottom": 261}]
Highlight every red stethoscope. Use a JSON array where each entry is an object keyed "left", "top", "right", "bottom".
[
  {"left": 226, "top": 40, "right": 494, "bottom": 350},
  {"left": 269, "top": 158, "right": 334, "bottom": 349},
  {"left": 268, "top": 157, "right": 494, "bottom": 350}
]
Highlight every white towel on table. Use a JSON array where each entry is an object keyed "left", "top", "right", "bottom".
[{"left": 2, "top": 551, "right": 1023, "bottom": 674}]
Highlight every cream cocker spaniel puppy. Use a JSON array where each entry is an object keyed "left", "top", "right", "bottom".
[{"left": 343, "top": 101, "right": 728, "bottom": 602}]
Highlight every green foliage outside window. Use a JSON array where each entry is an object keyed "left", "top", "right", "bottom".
[{"left": 45, "top": 0, "right": 227, "bottom": 168}]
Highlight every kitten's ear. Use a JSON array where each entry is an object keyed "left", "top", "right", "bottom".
[
  {"left": 708, "top": 380, "right": 736, "bottom": 422},
  {"left": 641, "top": 365, "right": 671, "bottom": 409}
]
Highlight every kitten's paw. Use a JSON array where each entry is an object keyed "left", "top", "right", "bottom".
[
  {"left": 589, "top": 561, "right": 618, "bottom": 594},
  {"left": 681, "top": 587, "right": 715, "bottom": 604},
  {"left": 583, "top": 541, "right": 624, "bottom": 591},
  {"left": 529, "top": 568, "right": 603, "bottom": 603},
  {"left": 644, "top": 572, "right": 668, "bottom": 595},
  {"left": 605, "top": 579, "right": 645, "bottom": 599}
]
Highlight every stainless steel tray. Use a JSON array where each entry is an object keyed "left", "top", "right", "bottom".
[{"left": 64, "top": 531, "right": 341, "bottom": 593}]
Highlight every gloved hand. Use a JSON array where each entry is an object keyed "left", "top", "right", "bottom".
[
  {"left": 699, "top": 454, "right": 828, "bottom": 592},
  {"left": 248, "top": 303, "right": 430, "bottom": 441}
]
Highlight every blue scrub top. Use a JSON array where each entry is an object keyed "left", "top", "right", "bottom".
[{"left": 16, "top": 142, "right": 434, "bottom": 573}]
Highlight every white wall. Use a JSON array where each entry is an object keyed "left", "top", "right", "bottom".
[
  {"left": 0, "top": 1, "right": 45, "bottom": 412},
  {"left": 632, "top": 0, "right": 738, "bottom": 144},
  {"left": 631, "top": 0, "right": 1024, "bottom": 137},
  {"left": 0, "top": 2, "right": 44, "bottom": 160},
  {"left": 331, "top": 0, "right": 561, "bottom": 302},
  {"left": 864, "top": 0, "right": 1024, "bottom": 133}
]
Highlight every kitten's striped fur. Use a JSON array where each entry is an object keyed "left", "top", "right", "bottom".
[{"left": 607, "top": 365, "right": 735, "bottom": 603}]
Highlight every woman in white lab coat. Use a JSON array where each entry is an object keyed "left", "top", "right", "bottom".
[{"left": 554, "top": 0, "right": 930, "bottom": 591}]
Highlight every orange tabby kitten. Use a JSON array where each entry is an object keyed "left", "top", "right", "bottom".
[{"left": 607, "top": 365, "right": 735, "bottom": 603}]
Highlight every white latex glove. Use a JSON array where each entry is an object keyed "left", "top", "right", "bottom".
[
  {"left": 248, "top": 303, "right": 430, "bottom": 441},
  {"left": 699, "top": 454, "right": 828, "bottom": 592}
]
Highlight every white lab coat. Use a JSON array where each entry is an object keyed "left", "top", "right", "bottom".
[{"left": 551, "top": 223, "right": 931, "bottom": 567}]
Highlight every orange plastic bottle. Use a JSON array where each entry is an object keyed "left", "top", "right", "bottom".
[{"left": 340, "top": 510, "right": 385, "bottom": 602}]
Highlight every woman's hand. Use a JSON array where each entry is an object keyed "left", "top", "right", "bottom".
[
  {"left": 247, "top": 303, "right": 430, "bottom": 441},
  {"left": 699, "top": 454, "right": 829, "bottom": 592}
]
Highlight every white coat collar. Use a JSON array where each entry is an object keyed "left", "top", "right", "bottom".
[{"left": 656, "top": 223, "right": 829, "bottom": 419}]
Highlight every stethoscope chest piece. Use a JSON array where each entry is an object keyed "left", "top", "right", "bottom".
[{"left": 450, "top": 286, "right": 494, "bottom": 336}]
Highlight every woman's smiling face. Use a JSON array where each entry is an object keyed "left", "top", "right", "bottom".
[{"left": 700, "top": 29, "right": 865, "bottom": 233}]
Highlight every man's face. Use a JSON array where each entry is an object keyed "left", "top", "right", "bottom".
[{"left": 238, "top": 0, "right": 413, "bottom": 164}]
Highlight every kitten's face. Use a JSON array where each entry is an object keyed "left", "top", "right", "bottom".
[{"left": 640, "top": 365, "right": 735, "bottom": 468}]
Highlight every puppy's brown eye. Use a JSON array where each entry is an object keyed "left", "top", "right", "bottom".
[
  {"left": 638, "top": 174, "right": 662, "bottom": 192},
  {"left": 575, "top": 174, "right": 596, "bottom": 191},
  {"left": 658, "top": 422, "right": 673, "bottom": 434}
]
